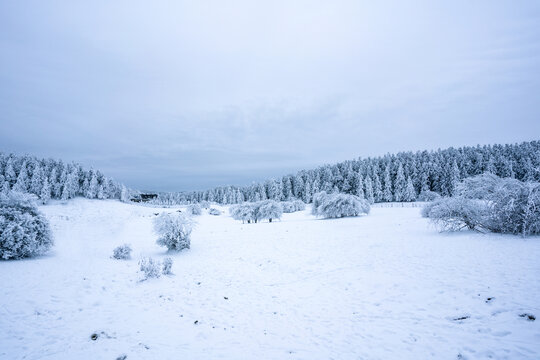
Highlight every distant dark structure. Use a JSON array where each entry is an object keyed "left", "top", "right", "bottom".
[{"left": 131, "top": 193, "right": 158, "bottom": 203}]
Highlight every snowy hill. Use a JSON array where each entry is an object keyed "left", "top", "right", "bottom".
[{"left": 1, "top": 199, "right": 539, "bottom": 359}]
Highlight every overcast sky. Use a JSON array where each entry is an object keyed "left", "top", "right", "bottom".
[{"left": 1, "top": 1, "right": 539, "bottom": 191}]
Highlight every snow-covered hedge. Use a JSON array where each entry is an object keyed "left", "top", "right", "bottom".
[
  {"left": 0, "top": 192, "right": 53, "bottom": 260},
  {"left": 112, "top": 244, "right": 132, "bottom": 260},
  {"left": 423, "top": 174, "right": 540, "bottom": 236},
  {"left": 311, "top": 192, "right": 370, "bottom": 218},
  {"left": 153, "top": 212, "right": 193, "bottom": 251},
  {"left": 187, "top": 204, "right": 202, "bottom": 216}
]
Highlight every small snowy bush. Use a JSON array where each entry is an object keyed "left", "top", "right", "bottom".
[
  {"left": 139, "top": 257, "right": 161, "bottom": 279},
  {"left": 154, "top": 212, "right": 194, "bottom": 251},
  {"left": 112, "top": 244, "right": 132, "bottom": 260},
  {"left": 0, "top": 192, "right": 53, "bottom": 260},
  {"left": 162, "top": 257, "right": 173, "bottom": 275},
  {"left": 187, "top": 204, "right": 202, "bottom": 216},
  {"left": 312, "top": 192, "right": 370, "bottom": 219},
  {"left": 208, "top": 208, "right": 221, "bottom": 216},
  {"left": 417, "top": 190, "right": 441, "bottom": 202}
]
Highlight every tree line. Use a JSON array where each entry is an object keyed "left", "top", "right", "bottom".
[
  {"left": 0, "top": 153, "right": 129, "bottom": 203},
  {"left": 152, "top": 140, "right": 540, "bottom": 205}
]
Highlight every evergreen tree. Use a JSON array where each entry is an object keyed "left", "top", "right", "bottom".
[
  {"left": 364, "top": 176, "right": 375, "bottom": 204},
  {"left": 383, "top": 166, "right": 393, "bottom": 202},
  {"left": 29, "top": 164, "right": 44, "bottom": 195},
  {"left": 404, "top": 177, "right": 416, "bottom": 202},
  {"left": 356, "top": 175, "right": 365, "bottom": 199},
  {"left": 12, "top": 161, "right": 29, "bottom": 193},
  {"left": 40, "top": 177, "right": 51, "bottom": 204},
  {"left": 394, "top": 163, "right": 406, "bottom": 201}
]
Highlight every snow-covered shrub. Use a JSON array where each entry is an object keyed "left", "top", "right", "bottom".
[
  {"left": 139, "top": 257, "right": 161, "bottom": 279},
  {"left": 208, "top": 208, "right": 221, "bottom": 216},
  {"left": 0, "top": 192, "right": 53, "bottom": 260},
  {"left": 112, "top": 244, "right": 132, "bottom": 260},
  {"left": 484, "top": 178, "right": 540, "bottom": 236},
  {"left": 230, "top": 203, "right": 254, "bottom": 223},
  {"left": 293, "top": 199, "right": 306, "bottom": 211},
  {"left": 162, "top": 257, "right": 173, "bottom": 275},
  {"left": 423, "top": 174, "right": 540, "bottom": 236},
  {"left": 457, "top": 173, "right": 501, "bottom": 200},
  {"left": 311, "top": 191, "right": 328, "bottom": 216},
  {"left": 422, "top": 197, "right": 489, "bottom": 232},
  {"left": 200, "top": 201, "right": 210, "bottom": 209},
  {"left": 153, "top": 212, "right": 193, "bottom": 251},
  {"left": 417, "top": 190, "right": 441, "bottom": 202},
  {"left": 282, "top": 200, "right": 306, "bottom": 213},
  {"left": 187, "top": 204, "right": 202, "bottom": 216},
  {"left": 257, "top": 200, "right": 283, "bottom": 222},
  {"left": 312, "top": 192, "right": 370, "bottom": 219},
  {"left": 282, "top": 201, "right": 295, "bottom": 213}
]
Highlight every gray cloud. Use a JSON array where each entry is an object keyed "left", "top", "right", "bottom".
[{"left": 1, "top": 0, "right": 540, "bottom": 191}]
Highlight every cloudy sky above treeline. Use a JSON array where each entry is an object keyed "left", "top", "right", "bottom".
[{"left": 1, "top": 0, "right": 539, "bottom": 191}]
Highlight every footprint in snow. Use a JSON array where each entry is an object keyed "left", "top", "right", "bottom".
[{"left": 519, "top": 313, "right": 535, "bottom": 321}]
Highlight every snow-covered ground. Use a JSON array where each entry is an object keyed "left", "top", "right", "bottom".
[{"left": 1, "top": 199, "right": 539, "bottom": 360}]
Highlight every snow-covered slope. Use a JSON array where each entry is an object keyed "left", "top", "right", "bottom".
[{"left": 1, "top": 199, "right": 539, "bottom": 359}]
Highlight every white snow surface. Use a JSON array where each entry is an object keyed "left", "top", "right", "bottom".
[{"left": 1, "top": 199, "right": 539, "bottom": 359}]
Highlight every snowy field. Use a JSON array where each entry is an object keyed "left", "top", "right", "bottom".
[{"left": 1, "top": 199, "right": 539, "bottom": 360}]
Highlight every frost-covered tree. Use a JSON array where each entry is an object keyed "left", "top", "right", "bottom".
[
  {"left": 230, "top": 203, "right": 255, "bottom": 223},
  {"left": 12, "top": 162, "right": 29, "bottom": 193},
  {"left": 394, "top": 163, "right": 406, "bottom": 202},
  {"left": 120, "top": 185, "right": 130, "bottom": 202},
  {"left": 154, "top": 212, "right": 194, "bottom": 251},
  {"left": 403, "top": 177, "right": 416, "bottom": 202},
  {"left": 40, "top": 177, "right": 51, "bottom": 204},
  {"left": 383, "top": 166, "right": 393, "bottom": 202},
  {"left": 364, "top": 176, "right": 375, "bottom": 204},
  {"left": 3, "top": 157, "right": 16, "bottom": 186},
  {"left": 0, "top": 192, "right": 54, "bottom": 259},
  {"left": 257, "top": 200, "right": 283, "bottom": 222},
  {"left": 312, "top": 192, "right": 370, "bottom": 219},
  {"left": 86, "top": 171, "right": 98, "bottom": 199},
  {"left": 356, "top": 175, "right": 365, "bottom": 199},
  {"left": 61, "top": 169, "right": 79, "bottom": 200},
  {"left": 29, "top": 164, "right": 44, "bottom": 195}
]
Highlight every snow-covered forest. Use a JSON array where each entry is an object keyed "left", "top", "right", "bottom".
[
  {"left": 152, "top": 140, "right": 540, "bottom": 205},
  {"left": 0, "top": 153, "right": 129, "bottom": 203}
]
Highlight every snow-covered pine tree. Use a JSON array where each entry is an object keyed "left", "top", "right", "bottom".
[
  {"left": 40, "top": 177, "right": 51, "bottom": 204},
  {"left": 86, "top": 171, "right": 98, "bottom": 199},
  {"left": 12, "top": 161, "right": 29, "bottom": 193},
  {"left": 364, "top": 175, "right": 375, "bottom": 204},
  {"left": 394, "top": 163, "right": 407, "bottom": 202},
  {"left": 383, "top": 165, "right": 393, "bottom": 202},
  {"left": 356, "top": 174, "right": 365, "bottom": 199},
  {"left": 404, "top": 177, "right": 416, "bottom": 202},
  {"left": 29, "top": 163, "right": 44, "bottom": 195}
]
